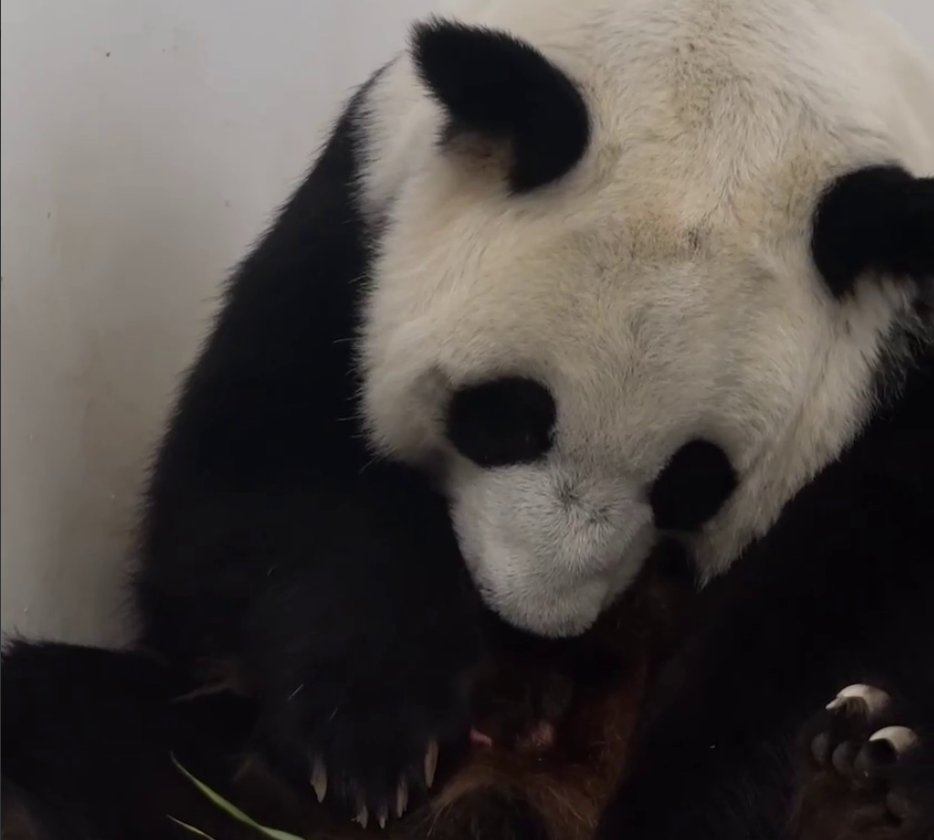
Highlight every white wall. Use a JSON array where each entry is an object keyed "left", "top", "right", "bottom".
[
  {"left": 0, "top": 0, "right": 438, "bottom": 645},
  {"left": 2, "top": 0, "right": 932, "bottom": 647}
]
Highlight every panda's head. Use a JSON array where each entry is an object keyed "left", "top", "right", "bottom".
[{"left": 358, "top": 3, "right": 934, "bottom": 637}]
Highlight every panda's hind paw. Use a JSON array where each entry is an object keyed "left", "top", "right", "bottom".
[{"left": 793, "top": 683, "right": 933, "bottom": 840}]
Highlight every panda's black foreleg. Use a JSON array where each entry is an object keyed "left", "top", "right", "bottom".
[
  {"left": 793, "top": 682, "right": 934, "bottom": 840},
  {"left": 136, "top": 459, "right": 487, "bottom": 827},
  {"left": 127, "top": 68, "right": 493, "bottom": 827},
  {"left": 240, "top": 472, "right": 487, "bottom": 827},
  {"left": 592, "top": 593, "right": 933, "bottom": 840},
  {"left": 596, "top": 678, "right": 934, "bottom": 840},
  {"left": 592, "top": 679, "right": 799, "bottom": 840}
]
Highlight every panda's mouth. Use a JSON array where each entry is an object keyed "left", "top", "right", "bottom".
[{"left": 469, "top": 721, "right": 557, "bottom": 754}]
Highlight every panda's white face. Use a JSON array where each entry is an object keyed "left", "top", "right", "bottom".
[{"left": 356, "top": 0, "right": 934, "bottom": 636}]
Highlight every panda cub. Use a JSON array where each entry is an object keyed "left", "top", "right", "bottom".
[{"left": 3, "top": 0, "right": 933, "bottom": 838}]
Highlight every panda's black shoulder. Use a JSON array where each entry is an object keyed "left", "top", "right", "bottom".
[
  {"left": 146, "top": 65, "right": 390, "bottom": 502},
  {"left": 681, "top": 341, "right": 931, "bottom": 641},
  {"left": 791, "top": 341, "right": 928, "bottom": 543},
  {"left": 846, "top": 342, "right": 934, "bottom": 492},
  {"left": 713, "top": 343, "right": 933, "bottom": 662}
]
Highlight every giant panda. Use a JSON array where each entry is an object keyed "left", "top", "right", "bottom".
[{"left": 2, "top": 0, "right": 933, "bottom": 838}]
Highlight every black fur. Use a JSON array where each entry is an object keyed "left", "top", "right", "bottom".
[
  {"left": 0, "top": 641, "right": 259, "bottom": 840},
  {"left": 648, "top": 439, "right": 738, "bottom": 532},
  {"left": 811, "top": 165, "right": 934, "bottom": 298},
  {"left": 598, "top": 175, "right": 934, "bottom": 839},
  {"left": 131, "top": 69, "right": 487, "bottom": 820},
  {"left": 596, "top": 351, "right": 934, "bottom": 839},
  {"left": 0, "top": 624, "right": 629, "bottom": 840},
  {"left": 446, "top": 377, "right": 557, "bottom": 468},
  {"left": 411, "top": 18, "right": 591, "bottom": 192},
  {"left": 2, "top": 28, "right": 933, "bottom": 840}
]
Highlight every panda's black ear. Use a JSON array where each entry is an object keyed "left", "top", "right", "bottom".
[
  {"left": 811, "top": 165, "right": 934, "bottom": 298},
  {"left": 410, "top": 18, "right": 590, "bottom": 193}
]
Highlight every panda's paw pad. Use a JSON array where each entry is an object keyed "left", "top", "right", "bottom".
[{"left": 797, "top": 684, "right": 931, "bottom": 834}]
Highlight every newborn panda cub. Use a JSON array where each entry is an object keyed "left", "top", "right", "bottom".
[{"left": 428, "top": 542, "right": 696, "bottom": 840}]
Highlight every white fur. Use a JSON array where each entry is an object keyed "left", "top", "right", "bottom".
[{"left": 354, "top": 0, "right": 934, "bottom": 636}]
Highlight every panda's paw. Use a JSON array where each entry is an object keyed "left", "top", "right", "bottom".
[
  {"left": 794, "top": 683, "right": 933, "bottom": 840},
  {"left": 256, "top": 674, "right": 475, "bottom": 829},
  {"left": 252, "top": 649, "right": 478, "bottom": 830}
]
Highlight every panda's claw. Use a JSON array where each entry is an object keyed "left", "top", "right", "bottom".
[
  {"left": 868, "top": 725, "right": 918, "bottom": 754},
  {"left": 395, "top": 777, "right": 409, "bottom": 818},
  {"left": 845, "top": 726, "right": 920, "bottom": 784},
  {"left": 825, "top": 683, "right": 891, "bottom": 717},
  {"left": 311, "top": 756, "right": 328, "bottom": 803},
  {"left": 257, "top": 651, "right": 474, "bottom": 825},
  {"left": 354, "top": 800, "right": 369, "bottom": 830},
  {"left": 424, "top": 739, "right": 439, "bottom": 789},
  {"left": 807, "top": 684, "right": 918, "bottom": 783},
  {"left": 376, "top": 803, "right": 389, "bottom": 830}
]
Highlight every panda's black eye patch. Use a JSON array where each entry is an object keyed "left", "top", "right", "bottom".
[
  {"left": 446, "top": 377, "right": 557, "bottom": 468},
  {"left": 649, "top": 439, "right": 737, "bottom": 532}
]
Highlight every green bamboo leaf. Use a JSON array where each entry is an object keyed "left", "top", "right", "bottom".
[
  {"left": 169, "top": 754, "right": 305, "bottom": 840},
  {"left": 168, "top": 815, "right": 220, "bottom": 839}
]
